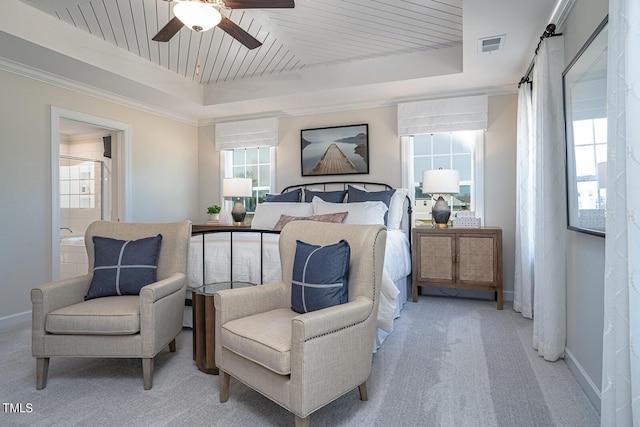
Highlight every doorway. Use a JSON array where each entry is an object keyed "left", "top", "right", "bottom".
[{"left": 51, "top": 107, "right": 131, "bottom": 281}]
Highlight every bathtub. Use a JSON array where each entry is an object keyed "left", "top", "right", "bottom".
[{"left": 60, "top": 235, "right": 88, "bottom": 280}]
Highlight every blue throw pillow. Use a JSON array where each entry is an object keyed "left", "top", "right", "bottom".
[
  {"left": 303, "top": 189, "right": 347, "bottom": 203},
  {"left": 347, "top": 185, "right": 396, "bottom": 225},
  {"left": 265, "top": 188, "right": 301, "bottom": 202},
  {"left": 85, "top": 234, "right": 163, "bottom": 300},
  {"left": 291, "top": 239, "right": 350, "bottom": 314}
]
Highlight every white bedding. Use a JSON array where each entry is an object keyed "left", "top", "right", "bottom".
[{"left": 187, "top": 229, "right": 411, "bottom": 333}]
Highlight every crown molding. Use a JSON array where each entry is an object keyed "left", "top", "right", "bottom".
[{"left": 0, "top": 56, "right": 198, "bottom": 126}]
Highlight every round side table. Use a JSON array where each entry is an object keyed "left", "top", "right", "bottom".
[{"left": 192, "top": 282, "right": 254, "bottom": 374}]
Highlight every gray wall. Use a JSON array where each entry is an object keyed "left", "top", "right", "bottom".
[
  {"left": 561, "top": 0, "right": 608, "bottom": 411},
  {"left": 0, "top": 69, "right": 199, "bottom": 325}
]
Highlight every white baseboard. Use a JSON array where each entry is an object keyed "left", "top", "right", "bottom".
[
  {"left": 0, "top": 310, "right": 31, "bottom": 331},
  {"left": 565, "top": 347, "right": 601, "bottom": 414}
]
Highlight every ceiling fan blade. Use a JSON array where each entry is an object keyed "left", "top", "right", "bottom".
[
  {"left": 152, "top": 17, "right": 184, "bottom": 42},
  {"left": 218, "top": 17, "right": 262, "bottom": 49},
  {"left": 223, "top": 0, "right": 294, "bottom": 9}
]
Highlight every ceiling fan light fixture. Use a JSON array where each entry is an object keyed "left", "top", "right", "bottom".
[{"left": 173, "top": 1, "right": 222, "bottom": 33}]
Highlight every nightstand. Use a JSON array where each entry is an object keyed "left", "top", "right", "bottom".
[
  {"left": 192, "top": 224, "right": 250, "bottom": 233},
  {"left": 412, "top": 226, "right": 503, "bottom": 309}
]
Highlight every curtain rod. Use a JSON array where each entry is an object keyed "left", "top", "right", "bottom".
[{"left": 518, "top": 24, "right": 563, "bottom": 88}]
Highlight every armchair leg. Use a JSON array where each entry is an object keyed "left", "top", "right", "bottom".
[
  {"left": 295, "top": 415, "right": 310, "bottom": 427},
  {"left": 358, "top": 382, "right": 368, "bottom": 401},
  {"left": 169, "top": 339, "right": 176, "bottom": 352},
  {"left": 142, "top": 358, "right": 154, "bottom": 390},
  {"left": 219, "top": 371, "right": 230, "bottom": 403},
  {"left": 36, "top": 358, "right": 50, "bottom": 390}
]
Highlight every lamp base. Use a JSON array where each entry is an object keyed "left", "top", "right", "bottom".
[
  {"left": 231, "top": 200, "right": 246, "bottom": 225},
  {"left": 432, "top": 195, "right": 451, "bottom": 228}
]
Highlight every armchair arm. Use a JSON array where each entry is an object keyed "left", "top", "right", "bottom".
[
  {"left": 291, "top": 297, "right": 373, "bottom": 342},
  {"left": 214, "top": 281, "right": 288, "bottom": 325},
  {"left": 139, "top": 272, "right": 186, "bottom": 304},
  {"left": 139, "top": 272, "right": 187, "bottom": 356},
  {"left": 289, "top": 297, "right": 378, "bottom": 416},
  {"left": 31, "top": 274, "right": 92, "bottom": 316},
  {"left": 31, "top": 274, "right": 92, "bottom": 357}
]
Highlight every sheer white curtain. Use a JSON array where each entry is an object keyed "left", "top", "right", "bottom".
[
  {"left": 514, "top": 83, "right": 534, "bottom": 319},
  {"left": 601, "top": 1, "right": 640, "bottom": 425},
  {"left": 514, "top": 35, "right": 567, "bottom": 361},
  {"left": 531, "top": 35, "right": 566, "bottom": 361}
]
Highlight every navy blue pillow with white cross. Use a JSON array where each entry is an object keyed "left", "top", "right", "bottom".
[
  {"left": 84, "top": 234, "right": 163, "bottom": 300},
  {"left": 291, "top": 239, "right": 350, "bottom": 314}
]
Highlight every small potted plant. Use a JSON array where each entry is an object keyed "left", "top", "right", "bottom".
[{"left": 206, "top": 205, "right": 221, "bottom": 224}]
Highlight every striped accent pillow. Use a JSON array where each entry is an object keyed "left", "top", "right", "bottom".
[
  {"left": 291, "top": 239, "right": 350, "bottom": 314},
  {"left": 84, "top": 234, "right": 162, "bottom": 300}
]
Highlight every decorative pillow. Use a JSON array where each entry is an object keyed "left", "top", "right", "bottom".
[
  {"left": 251, "top": 202, "right": 314, "bottom": 230},
  {"left": 347, "top": 185, "right": 396, "bottom": 225},
  {"left": 291, "top": 239, "right": 350, "bottom": 314},
  {"left": 303, "top": 189, "right": 347, "bottom": 203},
  {"left": 265, "top": 188, "right": 302, "bottom": 202},
  {"left": 272, "top": 212, "right": 348, "bottom": 231},
  {"left": 312, "top": 197, "right": 387, "bottom": 225},
  {"left": 388, "top": 188, "right": 408, "bottom": 230},
  {"left": 85, "top": 234, "right": 163, "bottom": 300}
]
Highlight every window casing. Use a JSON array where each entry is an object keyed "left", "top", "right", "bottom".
[
  {"left": 407, "top": 130, "right": 484, "bottom": 226},
  {"left": 221, "top": 146, "right": 276, "bottom": 213}
]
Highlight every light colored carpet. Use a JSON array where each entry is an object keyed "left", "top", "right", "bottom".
[{"left": 0, "top": 297, "right": 599, "bottom": 426}]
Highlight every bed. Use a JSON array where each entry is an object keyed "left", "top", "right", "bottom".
[{"left": 184, "top": 181, "right": 412, "bottom": 350}]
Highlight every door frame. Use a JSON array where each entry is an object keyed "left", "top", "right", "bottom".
[{"left": 50, "top": 106, "right": 132, "bottom": 281}]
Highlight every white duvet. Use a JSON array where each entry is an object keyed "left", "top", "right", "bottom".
[{"left": 187, "top": 229, "right": 411, "bottom": 332}]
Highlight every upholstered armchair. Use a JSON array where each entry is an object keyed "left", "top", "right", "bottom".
[
  {"left": 31, "top": 220, "right": 191, "bottom": 390},
  {"left": 214, "top": 221, "right": 387, "bottom": 427}
]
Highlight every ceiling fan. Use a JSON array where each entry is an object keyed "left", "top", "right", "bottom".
[{"left": 153, "top": 0, "right": 294, "bottom": 50}]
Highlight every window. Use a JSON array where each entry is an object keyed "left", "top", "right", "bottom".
[
  {"left": 409, "top": 130, "right": 484, "bottom": 225},
  {"left": 571, "top": 118, "right": 607, "bottom": 210},
  {"left": 60, "top": 159, "right": 97, "bottom": 209},
  {"left": 221, "top": 147, "right": 275, "bottom": 213}
]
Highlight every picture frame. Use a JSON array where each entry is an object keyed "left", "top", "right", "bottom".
[
  {"left": 562, "top": 16, "right": 608, "bottom": 237},
  {"left": 300, "top": 124, "right": 369, "bottom": 176}
]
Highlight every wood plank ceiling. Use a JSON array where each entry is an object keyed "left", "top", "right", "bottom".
[{"left": 20, "top": 0, "right": 462, "bottom": 85}]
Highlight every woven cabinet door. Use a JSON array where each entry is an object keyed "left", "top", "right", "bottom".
[
  {"left": 457, "top": 235, "right": 495, "bottom": 284},
  {"left": 418, "top": 234, "right": 455, "bottom": 283}
]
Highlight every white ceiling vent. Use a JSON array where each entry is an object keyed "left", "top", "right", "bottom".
[{"left": 478, "top": 35, "right": 506, "bottom": 53}]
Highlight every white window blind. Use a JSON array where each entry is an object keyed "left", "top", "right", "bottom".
[
  {"left": 397, "top": 95, "right": 488, "bottom": 135},
  {"left": 215, "top": 117, "right": 279, "bottom": 151}
]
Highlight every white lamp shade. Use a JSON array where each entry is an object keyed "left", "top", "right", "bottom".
[
  {"left": 223, "top": 178, "right": 253, "bottom": 198},
  {"left": 422, "top": 169, "right": 460, "bottom": 194},
  {"left": 173, "top": 1, "right": 222, "bottom": 32}
]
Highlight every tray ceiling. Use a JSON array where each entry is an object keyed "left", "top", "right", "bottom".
[{"left": 20, "top": 0, "right": 463, "bottom": 85}]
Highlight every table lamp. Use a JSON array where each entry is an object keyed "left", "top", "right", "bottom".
[
  {"left": 223, "top": 178, "right": 253, "bottom": 225},
  {"left": 422, "top": 168, "right": 460, "bottom": 228}
]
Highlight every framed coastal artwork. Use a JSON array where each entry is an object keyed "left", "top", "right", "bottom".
[{"left": 300, "top": 124, "right": 369, "bottom": 176}]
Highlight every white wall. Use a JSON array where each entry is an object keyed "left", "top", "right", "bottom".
[
  {"left": 277, "top": 106, "right": 402, "bottom": 189},
  {"left": 485, "top": 95, "right": 518, "bottom": 300},
  {"left": 198, "top": 99, "right": 518, "bottom": 295},
  {"left": 198, "top": 125, "right": 220, "bottom": 225},
  {"left": 561, "top": 0, "right": 608, "bottom": 411},
  {"left": 0, "top": 69, "right": 199, "bottom": 324}
]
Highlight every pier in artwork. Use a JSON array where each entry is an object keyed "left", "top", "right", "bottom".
[{"left": 311, "top": 143, "right": 358, "bottom": 175}]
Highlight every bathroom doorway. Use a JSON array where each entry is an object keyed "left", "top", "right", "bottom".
[{"left": 51, "top": 107, "right": 131, "bottom": 281}]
